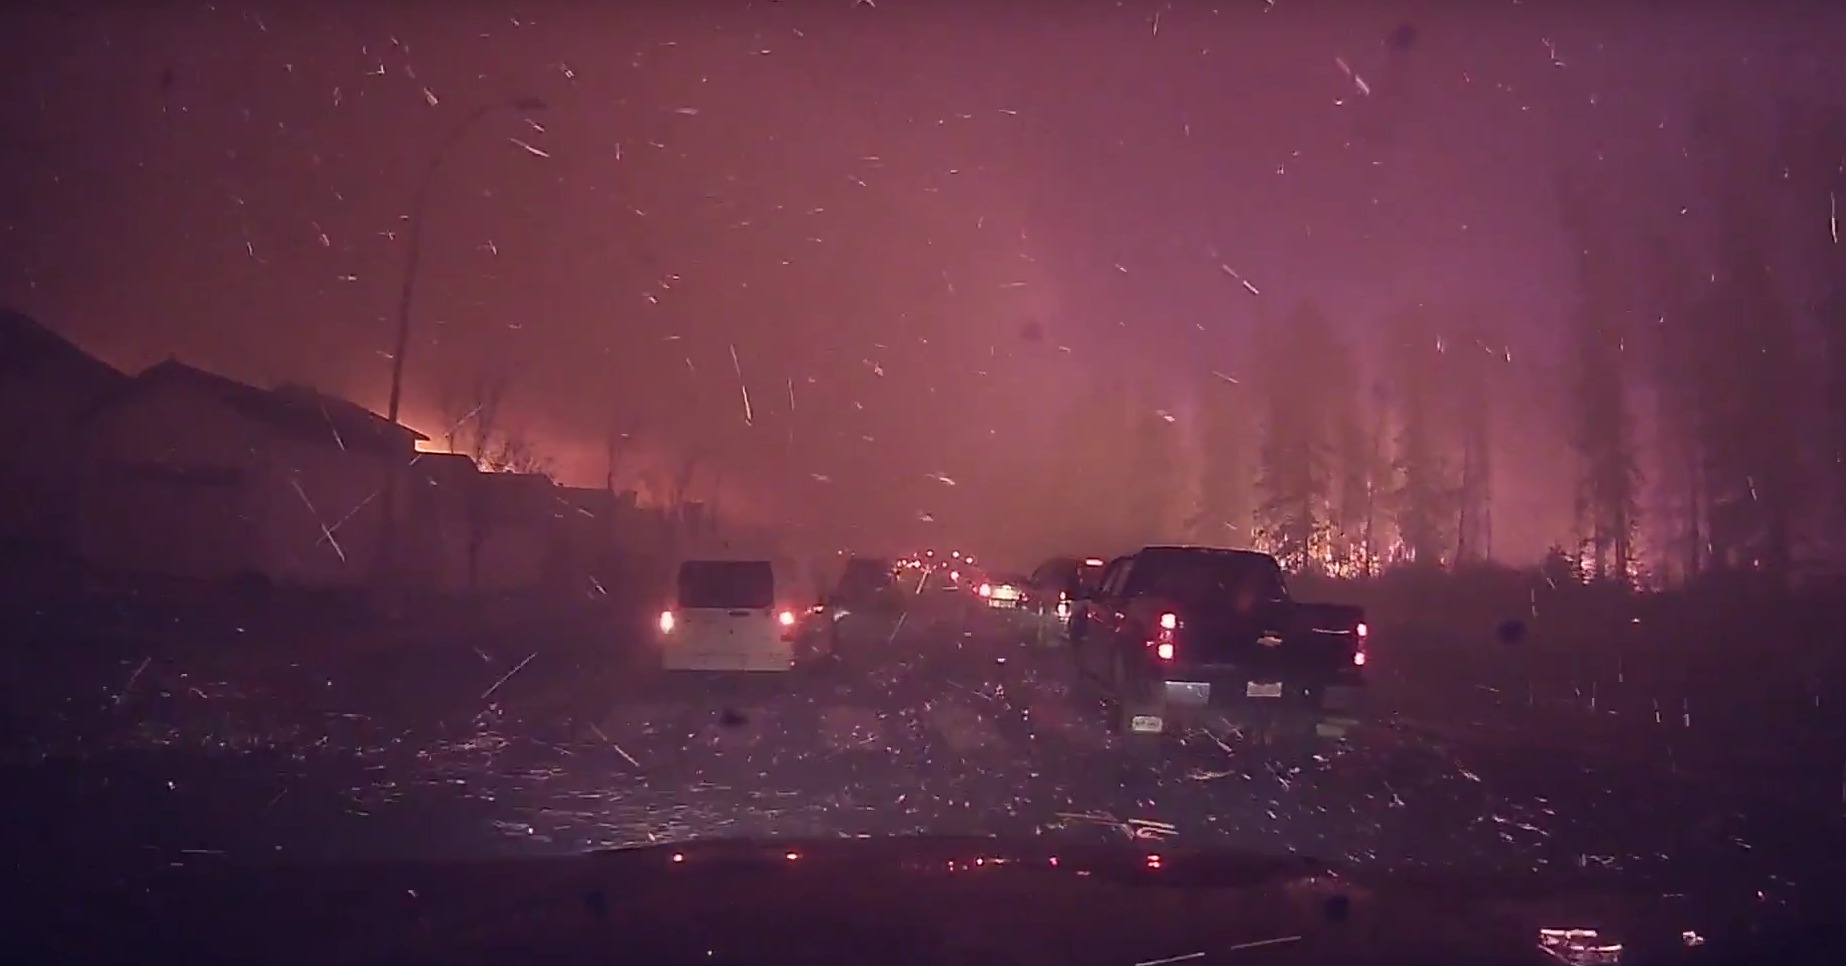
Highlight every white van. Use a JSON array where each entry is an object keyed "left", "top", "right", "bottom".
[{"left": 657, "top": 549, "right": 819, "bottom": 672}]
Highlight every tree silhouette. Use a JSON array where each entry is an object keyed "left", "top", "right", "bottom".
[
  {"left": 1194, "top": 374, "right": 1257, "bottom": 549},
  {"left": 1253, "top": 302, "right": 1338, "bottom": 572},
  {"left": 1557, "top": 168, "right": 1642, "bottom": 582}
]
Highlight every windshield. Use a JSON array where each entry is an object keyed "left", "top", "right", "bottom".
[
  {"left": 8, "top": 3, "right": 1844, "bottom": 958},
  {"left": 676, "top": 561, "right": 776, "bottom": 610}
]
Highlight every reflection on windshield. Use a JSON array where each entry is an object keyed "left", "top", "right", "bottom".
[{"left": 4, "top": 3, "right": 1844, "bottom": 961}]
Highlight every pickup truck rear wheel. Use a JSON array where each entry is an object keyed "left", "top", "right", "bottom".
[{"left": 1108, "top": 652, "right": 1165, "bottom": 747}]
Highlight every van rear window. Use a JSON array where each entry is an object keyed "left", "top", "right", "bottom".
[{"left": 676, "top": 560, "right": 775, "bottom": 609}]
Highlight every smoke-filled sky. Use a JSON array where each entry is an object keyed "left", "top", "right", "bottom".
[{"left": 3, "top": 2, "right": 1842, "bottom": 560}]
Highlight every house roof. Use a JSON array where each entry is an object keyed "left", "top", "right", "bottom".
[
  {"left": 101, "top": 360, "right": 427, "bottom": 455},
  {"left": 0, "top": 308, "right": 127, "bottom": 389}
]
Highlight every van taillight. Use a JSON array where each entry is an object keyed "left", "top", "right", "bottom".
[
  {"left": 658, "top": 611, "right": 676, "bottom": 633},
  {"left": 1353, "top": 650, "right": 1366, "bottom": 666},
  {"left": 1356, "top": 622, "right": 1368, "bottom": 638},
  {"left": 1155, "top": 642, "right": 1175, "bottom": 660}
]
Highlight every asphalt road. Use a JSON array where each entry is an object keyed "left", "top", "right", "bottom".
[{"left": 5, "top": 587, "right": 1842, "bottom": 905}]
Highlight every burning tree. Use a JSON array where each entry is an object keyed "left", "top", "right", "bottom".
[
  {"left": 439, "top": 368, "right": 556, "bottom": 479},
  {"left": 1193, "top": 373, "right": 1257, "bottom": 548},
  {"left": 1252, "top": 301, "right": 1339, "bottom": 572}
]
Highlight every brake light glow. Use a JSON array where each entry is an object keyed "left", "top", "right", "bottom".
[
  {"left": 1353, "top": 650, "right": 1367, "bottom": 666},
  {"left": 778, "top": 610, "right": 797, "bottom": 626},
  {"left": 1158, "top": 612, "right": 1179, "bottom": 631},
  {"left": 658, "top": 610, "right": 675, "bottom": 633},
  {"left": 1356, "top": 622, "right": 1368, "bottom": 638},
  {"left": 1155, "top": 642, "right": 1175, "bottom": 660},
  {"left": 978, "top": 583, "right": 992, "bottom": 597},
  {"left": 1084, "top": 558, "right": 1104, "bottom": 566}
]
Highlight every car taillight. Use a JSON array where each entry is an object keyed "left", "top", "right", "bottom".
[
  {"left": 1353, "top": 650, "right": 1367, "bottom": 666},
  {"left": 778, "top": 610, "right": 796, "bottom": 626},
  {"left": 1159, "top": 612, "right": 1178, "bottom": 631},
  {"left": 1356, "top": 622, "right": 1368, "bottom": 638},
  {"left": 978, "top": 583, "right": 992, "bottom": 597},
  {"left": 1155, "top": 642, "right": 1175, "bottom": 660},
  {"left": 658, "top": 610, "right": 675, "bottom": 633}
]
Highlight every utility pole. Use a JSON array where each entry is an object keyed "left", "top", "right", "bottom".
[{"left": 374, "top": 96, "right": 548, "bottom": 598}]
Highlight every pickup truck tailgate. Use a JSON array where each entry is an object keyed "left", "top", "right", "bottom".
[{"left": 1175, "top": 604, "right": 1361, "bottom": 677}]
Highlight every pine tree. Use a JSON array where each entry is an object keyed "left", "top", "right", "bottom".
[
  {"left": 1382, "top": 308, "right": 1452, "bottom": 565},
  {"left": 1685, "top": 89, "right": 1805, "bottom": 581},
  {"left": 1130, "top": 390, "right": 1184, "bottom": 542},
  {"left": 1777, "top": 95, "right": 1846, "bottom": 561},
  {"left": 1325, "top": 327, "right": 1373, "bottom": 574},
  {"left": 1446, "top": 320, "right": 1497, "bottom": 564},
  {"left": 1557, "top": 169, "right": 1643, "bottom": 582},
  {"left": 1195, "top": 376, "right": 1257, "bottom": 549},
  {"left": 1252, "top": 302, "right": 1337, "bottom": 572}
]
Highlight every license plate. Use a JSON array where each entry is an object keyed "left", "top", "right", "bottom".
[
  {"left": 1246, "top": 682, "right": 1284, "bottom": 698},
  {"left": 1164, "top": 681, "right": 1210, "bottom": 705},
  {"left": 1129, "top": 715, "right": 1164, "bottom": 733}
]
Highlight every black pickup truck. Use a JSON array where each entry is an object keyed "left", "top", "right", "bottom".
[{"left": 1069, "top": 546, "right": 1367, "bottom": 750}]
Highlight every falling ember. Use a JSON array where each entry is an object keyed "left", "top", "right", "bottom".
[
  {"left": 507, "top": 137, "right": 550, "bottom": 158},
  {"left": 1217, "top": 263, "right": 1260, "bottom": 295}
]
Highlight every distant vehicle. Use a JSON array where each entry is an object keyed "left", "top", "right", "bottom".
[
  {"left": 1069, "top": 546, "right": 1366, "bottom": 751},
  {"left": 928, "top": 563, "right": 970, "bottom": 592},
  {"left": 658, "top": 548, "right": 831, "bottom": 672},
  {"left": 832, "top": 556, "right": 902, "bottom": 614},
  {"left": 1024, "top": 556, "right": 1111, "bottom": 643},
  {"left": 976, "top": 573, "right": 1032, "bottom": 610}
]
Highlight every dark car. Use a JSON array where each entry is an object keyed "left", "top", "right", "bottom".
[
  {"left": 1069, "top": 546, "right": 1366, "bottom": 751},
  {"left": 832, "top": 556, "right": 902, "bottom": 614},
  {"left": 1023, "top": 556, "right": 1110, "bottom": 645}
]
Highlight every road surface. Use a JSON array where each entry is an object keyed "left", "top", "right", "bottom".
[{"left": 5, "top": 587, "right": 1840, "bottom": 903}]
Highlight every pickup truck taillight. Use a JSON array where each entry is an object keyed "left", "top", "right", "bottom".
[{"left": 1151, "top": 612, "right": 1179, "bottom": 660}]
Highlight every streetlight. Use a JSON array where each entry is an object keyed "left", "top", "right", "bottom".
[{"left": 376, "top": 95, "right": 548, "bottom": 593}]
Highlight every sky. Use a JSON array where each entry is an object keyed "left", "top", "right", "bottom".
[{"left": 3, "top": 1, "right": 1843, "bottom": 562}]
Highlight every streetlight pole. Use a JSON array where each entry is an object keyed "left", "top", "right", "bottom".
[{"left": 375, "top": 96, "right": 548, "bottom": 597}]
